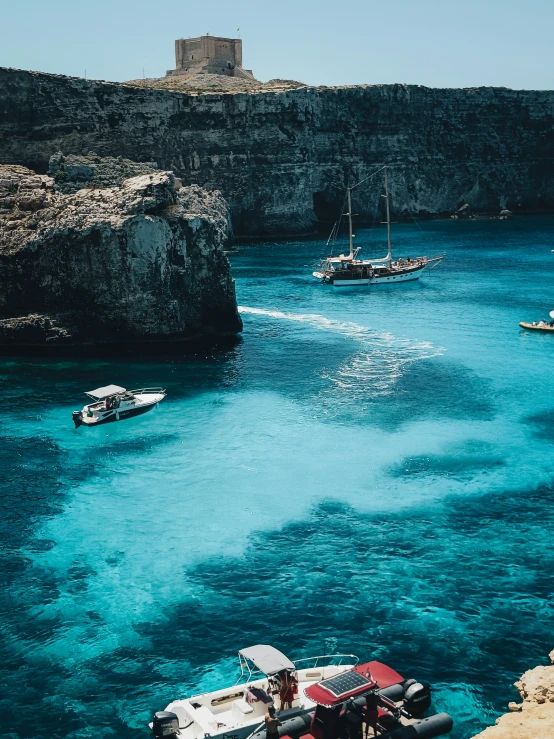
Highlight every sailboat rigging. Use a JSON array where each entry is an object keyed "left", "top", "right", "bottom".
[{"left": 313, "top": 165, "right": 444, "bottom": 287}]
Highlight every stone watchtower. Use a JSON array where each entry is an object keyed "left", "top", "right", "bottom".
[{"left": 167, "top": 35, "right": 255, "bottom": 79}]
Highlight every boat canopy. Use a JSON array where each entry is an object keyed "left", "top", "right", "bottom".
[
  {"left": 86, "top": 384, "right": 126, "bottom": 400},
  {"left": 238, "top": 645, "right": 295, "bottom": 675}
]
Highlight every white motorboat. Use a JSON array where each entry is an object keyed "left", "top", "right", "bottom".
[
  {"left": 151, "top": 644, "right": 454, "bottom": 739},
  {"left": 151, "top": 645, "right": 358, "bottom": 739},
  {"left": 313, "top": 166, "right": 444, "bottom": 287},
  {"left": 72, "top": 384, "right": 166, "bottom": 427}
]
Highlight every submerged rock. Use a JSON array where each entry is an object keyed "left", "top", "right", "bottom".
[
  {"left": 472, "top": 651, "right": 554, "bottom": 738},
  {"left": 0, "top": 164, "right": 242, "bottom": 346}
]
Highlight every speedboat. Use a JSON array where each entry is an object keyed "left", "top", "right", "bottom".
[
  {"left": 72, "top": 384, "right": 166, "bottom": 427},
  {"left": 519, "top": 321, "right": 554, "bottom": 333},
  {"left": 151, "top": 644, "right": 453, "bottom": 739}
]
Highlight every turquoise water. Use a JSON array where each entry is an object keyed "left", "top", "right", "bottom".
[{"left": 2, "top": 217, "right": 554, "bottom": 739}]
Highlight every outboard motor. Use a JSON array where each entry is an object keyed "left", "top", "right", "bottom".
[
  {"left": 72, "top": 411, "right": 82, "bottom": 428},
  {"left": 403, "top": 680, "right": 432, "bottom": 718},
  {"left": 152, "top": 711, "right": 180, "bottom": 738}
]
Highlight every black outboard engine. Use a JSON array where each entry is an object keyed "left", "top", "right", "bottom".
[
  {"left": 403, "top": 680, "right": 432, "bottom": 718},
  {"left": 152, "top": 711, "right": 180, "bottom": 738},
  {"left": 72, "top": 411, "right": 82, "bottom": 428}
]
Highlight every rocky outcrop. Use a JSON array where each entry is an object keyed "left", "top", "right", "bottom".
[
  {"left": 49, "top": 151, "right": 159, "bottom": 193},
  {"left": 1, "top": 67, "right": 554, "bottom": 235},
  {"left": 472, "top": 651, "right": 554, "bottom": 739},
  {"left": 0, "top": 163, "right": 242, "bottom": 346},
  {"left": 124, "top": 73, "right": 305, "bottom": 94}
]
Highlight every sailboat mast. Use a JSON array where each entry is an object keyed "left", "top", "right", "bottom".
[
  {"left": 347, "top": 186, "right": 354, "bottom": 259},
  {"left": 384, "top": 166, "right": 392, "bottom": 263}
]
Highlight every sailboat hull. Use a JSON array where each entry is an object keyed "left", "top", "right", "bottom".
[
  {"left": 330, "top": 262, "right": 430, "bottom": 287},
  {"left": 370, "top": 263, "right": 429, "bottom": 284},
  {"left": 332, "top": 277, "right": 372, "bottom": 287}
]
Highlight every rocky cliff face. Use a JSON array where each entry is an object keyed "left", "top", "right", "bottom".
[
  {"left": 472, "top": 650, "right": 554, "bottom": 739},
  {"left": 1, "top": 67, "right": 554, "bottom": 235},
  {"left": 0, "top": 162, "right": 242, "bottom": 346}
]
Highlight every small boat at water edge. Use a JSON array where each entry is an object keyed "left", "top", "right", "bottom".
[
  {"left": 151, "top": 644, "right": 453, "bottom": 739},
  {"left": 72, "top": 384, "right": 166, "bottom": 427},
  {"left": 519, "top": 321, "right": 554, "bottom": 333}
]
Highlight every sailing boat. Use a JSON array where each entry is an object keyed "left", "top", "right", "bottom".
[{"left": 313, "top": 166, "right": 444, "bottom": 287}]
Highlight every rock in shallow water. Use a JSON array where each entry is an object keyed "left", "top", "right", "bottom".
[{"left": 0, "top": 164, "right": 242, "bottom": 346}]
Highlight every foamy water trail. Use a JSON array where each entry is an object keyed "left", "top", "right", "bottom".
[{"left": 238, "top": 305, "right": 444, "bottom": 395}]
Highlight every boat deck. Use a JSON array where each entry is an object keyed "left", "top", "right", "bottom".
[{"left": 166, "top": 664, "right": 353, "bottom": 739}]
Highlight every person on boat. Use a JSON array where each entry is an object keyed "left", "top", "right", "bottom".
[
  {"left": 363, "top": 692, "right": 379, "bottom": 738},
  {"left": 267, "top": 674, "right": 281, "bottom": 698},
  {"left": 311, "top": 704, "right": 347, "bottom": 739},
  {"left": 342, "top": 701, "right": 363, "bottom": 739},
  {"left": 278, "top": 669, "right": 297, "bottom": 711},
  {"left": 265, "top": 705, "right": 282, "bottom": 739},
  {"left": 245, "top": 686, "right": 273, "bottom": 705}
]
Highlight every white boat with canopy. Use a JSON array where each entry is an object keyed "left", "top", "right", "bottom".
[
  {"left": 151, "top": 645, "right": 455, "bottom": 739},
  {"left": 152, "top": 645, "right": 358, "bottom": 739},
  {"left": 313, "top": 166, "right": 444, "bottom": 287},
  {"left": 72, "top": 384, "right": 166, "bottom": 427}
]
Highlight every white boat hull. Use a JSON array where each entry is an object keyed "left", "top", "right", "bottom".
[
  {"left": 332, "top": 278, "right": 371, "bottom": 287},
  {"left": 331, "top": 262, "right": 431, "bottom": 287},
  {"left": 162, "top": 664, "right": 355, "bottom": 739},
  {"left": 74, "top": 389, "right": 166, "bottom": 427},
  {"left": 370, "top": 263, "right": 429, "bottom": 285}
]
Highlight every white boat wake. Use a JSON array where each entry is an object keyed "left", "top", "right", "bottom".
[{"left": 238, "top": 306, "right": 444, "bottom": 396}]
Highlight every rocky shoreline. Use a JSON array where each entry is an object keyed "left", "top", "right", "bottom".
[
  {"left": 472, "top": 651, "right": 554, "bottom": 739},
  {"left": 0, "top": 156, "right": 242, "bottom": 347}
]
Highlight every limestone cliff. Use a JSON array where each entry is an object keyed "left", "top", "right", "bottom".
[
  {"left": 472, "top": 651, "right": 554, "bottom": 739},
  {"left": 1, "top": 67, "right": 554, "bottom": 235},
  {"left": 0, "top": 163, "right": 242, "bottom": 346}
]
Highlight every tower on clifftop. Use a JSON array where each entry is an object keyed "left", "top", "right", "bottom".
[{"left": 167, "top": 35, "right": 255, "bottom": 79}]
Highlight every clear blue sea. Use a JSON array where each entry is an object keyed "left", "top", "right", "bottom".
[{"left": 2, "top": 217, "right": 554, "bottom": 739}]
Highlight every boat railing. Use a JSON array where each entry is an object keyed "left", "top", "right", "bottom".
[
  {"left": 233, "top": 653, "right": 358, "bottom": 686},
  {"left": 129, "top": 387, "right": 166, "bottom": 395},
  {"left": 292, "top": 653, "right": 359, "bottom": 670}
]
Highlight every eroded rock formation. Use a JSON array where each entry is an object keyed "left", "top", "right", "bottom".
[
  {"left": 1, "top": 67, "right": 554, "bottom": 235},
  {"left": 0, "top": 163, "right": 242, "bottom": 346},
  {"left": 472, "top": 650, "right": 554, "bottom": 739},
  {"left": 49, "top": 151, "right": 159, "bottom": 194}
]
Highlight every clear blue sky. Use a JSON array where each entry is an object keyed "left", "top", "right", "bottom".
[{"left": 1, "top": 0, "right": 553, "bottom": 89}]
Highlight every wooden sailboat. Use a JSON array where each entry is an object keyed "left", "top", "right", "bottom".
[{"left": 313, "top": 166, "right": 444, "bottom": 287}]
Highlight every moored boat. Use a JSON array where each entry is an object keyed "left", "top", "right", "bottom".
[
  {"left": 519, "top": 321, "right": 554, "bottom": 333},
  {"left": 150, "top": 644, "right": 453, "bottom": 739},
  {"left": 72, "top": 384, "right": 166, "bottom": 427},
  {"left": 313, "top": 166, "right": 444, "bottom": 288}
]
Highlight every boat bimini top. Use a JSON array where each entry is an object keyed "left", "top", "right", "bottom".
[
  {"left": 85, "top": 384, "right": 126, "bottom": 400},
  {"left": 236, "top": 644, "right": 295, "bottom": 681}
]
